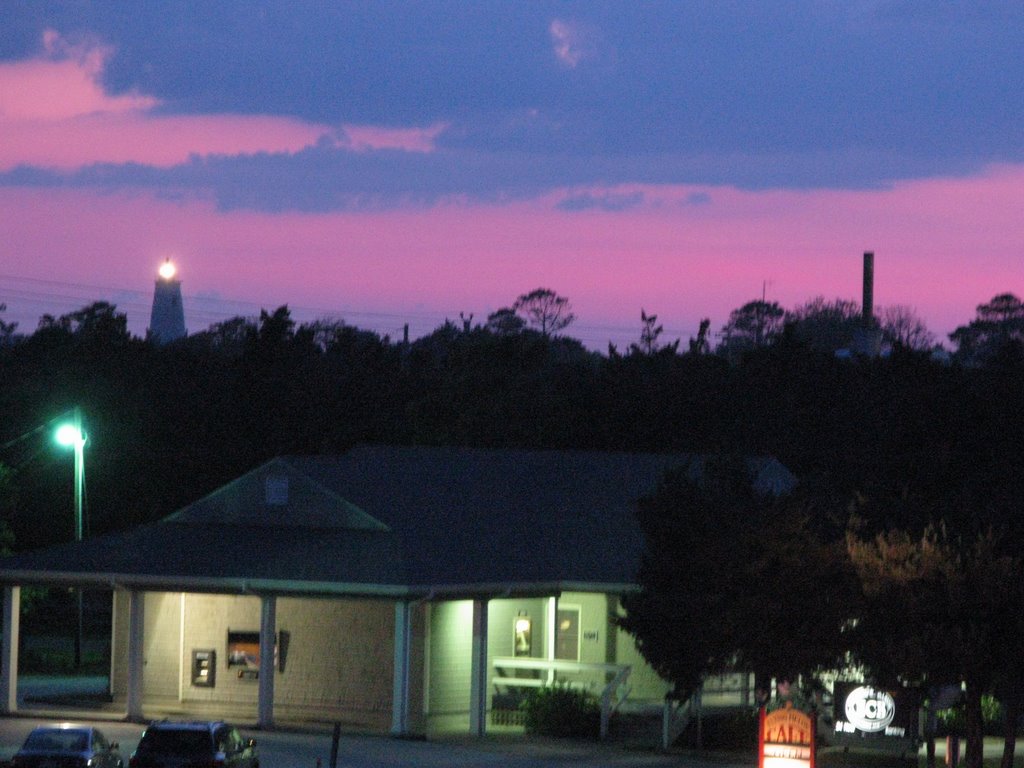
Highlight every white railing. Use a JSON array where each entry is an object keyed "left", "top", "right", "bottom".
[
  {"left": 662, "top": 687, "right": 701, "bottom": 750},
  {"left": 491, "top": 657, "right": 632, "bottom": 738},
  {"left": 700, "top": 671, "right": 755, "bottom": 707}
]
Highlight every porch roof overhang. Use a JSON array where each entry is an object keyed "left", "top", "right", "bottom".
[
  {"left": 0, "top": 513, "right": 642, "bottom": 599},
  {"left": 0, "top": 565, "right": 636, "bottom": 602}
]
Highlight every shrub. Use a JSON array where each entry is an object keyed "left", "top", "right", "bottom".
[
  {"left": 935, "top": 695, "right": 1012, "bottom": 737},
  {"left": 694, "top": 709, "right": 760, "bottom": 749},
  {"left": 521, "top": 683, "right": 601, "bottom": 738}
]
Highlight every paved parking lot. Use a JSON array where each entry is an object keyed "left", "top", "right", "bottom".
[{"left": 0, "top": 715, "right": 750, "bottom": 768}]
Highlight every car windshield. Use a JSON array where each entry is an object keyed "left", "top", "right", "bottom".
[
  {"left": 140, "top": 729, "right": 211, "bottom": 755},
  {"left": 23, "top": 728, "right": 90, "bottom": 752}
]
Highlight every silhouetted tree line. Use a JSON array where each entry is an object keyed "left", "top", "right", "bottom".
[{"left": 0, "top": 289, "right": 1021, "bottom": 551}]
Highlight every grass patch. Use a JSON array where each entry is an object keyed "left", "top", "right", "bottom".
[
  {"left": 19, "top": 644, "right": 108, "bottom": 675},
  {"left": 819, "top": 748, "right": 1024, "bottom": 768},
  {"left": 819, "top": 747, "right": 918, "bottom": 768}
]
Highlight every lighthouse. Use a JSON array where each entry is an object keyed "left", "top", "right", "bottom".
[{"left": 148, "top": 259, "right": 186, "bottom": 344}]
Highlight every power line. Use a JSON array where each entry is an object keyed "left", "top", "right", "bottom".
[{"left": 0, "top": 273, "right": 693, "bottom": 351}]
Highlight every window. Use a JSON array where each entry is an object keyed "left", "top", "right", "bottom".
[
  {"left": 139, "top": 729, "right": 210, "bottom": 757},
  {"left": 265, "top": 475, "right": 288, "bottom": 505},
  {"left": 554, "top": 606, "right": 580, "bottom": 661}
]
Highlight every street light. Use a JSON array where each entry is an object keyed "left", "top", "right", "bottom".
[{"left": 54, "top": 408, "right": 86, "bottom": 669}]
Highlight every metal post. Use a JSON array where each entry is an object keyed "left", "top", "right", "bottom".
[
  {"left": 945, "top": 735, "right": 959, "bottom": 768},
  {"left": 1, "top": 587, "right": 20, "bottom": 713},
  {"left": 469, "top": 599, "right": 489, "bottom": 736},
  {"left": 72, "top": 407, "right": 85, "bottom": 670},
  {"left": 126, "top": 589, "right": 145, "bottom": 721},
  {"left": 257, "top": 595, "right": 276, "bottom": 728},
  {"left": 391, "top": 602, "right": 411, "bottom": 735},
  {"left": 329, "top": 722, "right": 340, "bottom": 768}
]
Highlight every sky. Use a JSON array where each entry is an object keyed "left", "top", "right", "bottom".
[{"left": 0, "top": 2, "right": 1021, "bottom": 350}]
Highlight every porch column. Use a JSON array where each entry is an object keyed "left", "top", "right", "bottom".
[
  {"left": 126, "top": 589, "right": 145, "bottom": 721},
  {"left": 1, "top": 586, "right": 20, "bottom": 713},
  {"left": 257, "top": 595, "right": 276, "bottom": 728},
  {"left": 391, "top": 601, "right": 412, "bottom": 735},
  {"left": 468, "top": 598, "right": 488, "bottom": 736},
  {"left": 546, "top": 596, "right": 557, "bottom": 684}
]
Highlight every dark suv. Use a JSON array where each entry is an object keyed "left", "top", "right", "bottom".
[{"left": 129, "top": 721, "right": 258, "bottom": 768}]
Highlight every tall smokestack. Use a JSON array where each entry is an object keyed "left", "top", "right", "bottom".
[{"left": 862, "top": 251, "right": 874, "bottom": 327}]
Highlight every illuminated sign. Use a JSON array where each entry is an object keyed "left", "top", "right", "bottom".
[
  {"left": 832, "top": 682, "right": 920, "bottom": 742},
  {"left": 759, "top": 704, "right": 815, "bottom": 768},
  {"left": 844, "top": 686, "right": 895, "bottom": 732}
]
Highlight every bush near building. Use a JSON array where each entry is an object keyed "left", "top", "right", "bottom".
[{"left": 521, "top": 684, "right": 601, "bottom": 738}]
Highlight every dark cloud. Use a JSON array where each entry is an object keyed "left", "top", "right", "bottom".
[
  {"left": 0, "top": 140, "right": 991, "bottom": 214},
  {"left": 1, "top": 1, "right": 1022, "bottom": 208},
  {"left": 557, "top": 191, "right": 645, "bottom": 212}
]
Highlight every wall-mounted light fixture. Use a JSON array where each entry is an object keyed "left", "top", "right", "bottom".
[{"left": 514, "top": 612, "right": 532, "bottom": 657}]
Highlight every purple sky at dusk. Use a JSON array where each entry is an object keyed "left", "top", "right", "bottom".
[{"left": 1, "top": 3, "right": 1021, "bottom": 350}]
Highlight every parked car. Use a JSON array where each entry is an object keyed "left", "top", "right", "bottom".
[
  {"left": 12, "top": 723, "right": 123, "bottom": 768},
  {"left": 128, "top": 721, "right": 258, "bottom": 768}
]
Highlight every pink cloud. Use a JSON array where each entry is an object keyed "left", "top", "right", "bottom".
[
  {"left": 0, "top": 58, "right": 155, "bottom": 122},
  {"left": 0, "top": 165, "right": 1021, "bottom": 349},
  {"left": 0, "top": 111, "right": 333, "bottom": 171},
  {"left": 1, "top": 29, "right": 154, "bottom": 122},
  {"left": 0, "top": 30, "right": 441, "bottom": 172},
  {"left": 341, "top": 123, "right": 448, "bottom": 153},
  {"left": 549, "top": 19, "right": 598, "bottom": 69}
]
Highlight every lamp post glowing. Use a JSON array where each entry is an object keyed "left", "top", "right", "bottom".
[
  {"left": 54, "top": 408, "right": 86, "bottom": 669},
  {"left": 54, "top": 414, "right": 85, "bottom": 543}
]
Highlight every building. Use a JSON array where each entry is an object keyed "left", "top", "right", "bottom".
[
  {"left": 0, "top": 445, "right": 795, "bottom": 735},
  {"left": 148, "top": 259, "right": 186, "bottom": 344}
]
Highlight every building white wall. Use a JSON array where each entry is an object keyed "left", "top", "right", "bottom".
[
  {"left": 110, "top": 590, "right": 130, "bottom": 699},
  {"left": 270, "top": 596, "right": 395, "bottom": 716},
  {"left": 426, "top": 600, "right": 473, "bottom": 715},
  {"left": 176, "top": 594, "right": 400, "bottom": 722},
  {"left": 142, "top": 592, "right": 184, "bottom": 699},
  {"left": 181, "top": 593, "right": 261, "bottom": 705},
  {"left": 109, "top": 588, "right": 667, "bottom": 727},
  {"left": 116, "top": 591, "right": 403, "bottom": 724}
]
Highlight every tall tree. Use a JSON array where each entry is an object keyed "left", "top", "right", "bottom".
[
  {"left": 186, "top": 316, "right": 256, "bottom": 357},
  {"left": 618, "top": 458, "right": 852, "bottom": 698},
  {"left": 688, "top": 318, "right": 711, "bottom": 355},
  {"left": 717, "top": 300, "right": 785, "bottom": 359},
  {"left": 629, "top": 309, "right": 677, "bottom": 356},
  {"left": 36, "top": 301, "right": 131, "bottom": 346},
  {"left": 949, "top": 293, "right": 1024, "bottom": 366},
  {"left": 485, "top": 307, "right": 525, "bottom": 336},
  {"left": 785, "top": 296, "right": 862, "bottom": 353},
  {"left": 879, "top": 305, "right": 935, "bottom": 351},
  {"left": 0, "top": 303, "right": 18, "bottom": 345},
  {"left": 512, "top": 288, "right": 575, "bottom": 337},
  {"left": 847, "top": 525, "right": 1024, "bottom": 768},
  {"left": 0, "top": 464, "right": 18, "bottom": 553}
]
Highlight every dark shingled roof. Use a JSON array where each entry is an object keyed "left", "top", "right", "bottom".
[{"left": 0, "top": 445, "right": 795, "bottom": 598}]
